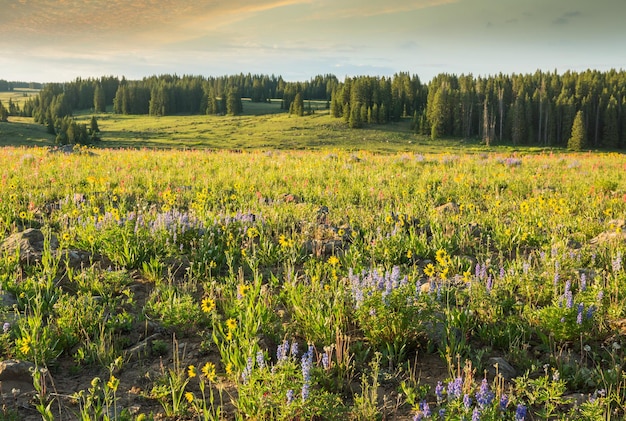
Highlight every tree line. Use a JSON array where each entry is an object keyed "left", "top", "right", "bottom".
[
  {"left": 331, "top": 70, "right": 626, "bottom": 149},
  {"left": 5, "top": 69, "right": 626, "bottom": 149},
  {"left": 0, "top": 80, "right": 43, "bottom": 91},
  {"left": 17, "top": 73, "right": 338, "bottom": 121}
]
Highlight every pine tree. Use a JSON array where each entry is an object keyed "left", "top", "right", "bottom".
[
  {"left": 94, "top": 84, "right": 106, "bottom": 113},
  {"left": 226, "top": 88, "right": 243, "bottom": 116},
  {"left": 90, "top": 116, "right": 100, "bottom": 134},
  {"left": 290, "top": 93, "right": 304, "bottom": 116},
  {"left": 46, "top": 117, "right": 56, "bottom": 135},
  {"left": 0, "top": 101, "right": 7, "bottom": 122},
  {"left": 568, "top": 110, "right": 586, "bottom": 151},
  {"left": 349, "top": 102, "right": 362, "bottom": 128},
  {"left": 603, "top": 96, "right": 619, "bottom": 148}
]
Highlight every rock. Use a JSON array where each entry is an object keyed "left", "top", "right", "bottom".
[
  {"left": 303, "top": 239, "right": 345, "bottom": 258},
  {"left": 0, "top": 291, "right": 18, "bottom": 308},
  {"left": 0, "top": 229, "right": 59, "bottom": 265},
  {"left": 163, "top": 255, "right": 191, "bottom": 279},
  {"left": 589, "top": 231, "right": 626, "bottom": 245},
  {"left": 125, "top": 333, "right": 162, "bottom": 361},
  {"left": 0, "top": 360, "right": 35, "bottom": 383},
  {"left": 279, "top": 193, "right": 301, "bottom": 204},
  {"left": 57, "top": 249, "right": 94, "bottom": 269},
  {"left": 435, "top": 202, "right": 460, "bottom": 214},
  {"left": 487, "top": 357, "right": 517, "bottom": 380},
  {"left": 563, "top": 393, "right": 588, "bottom": 406}
]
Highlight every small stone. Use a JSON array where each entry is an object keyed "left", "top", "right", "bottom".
[
  {"left": 0, "top": 360, "right": 35, "bottom": 383},
  {"left": 435, "top": 202, "right": 460, "bottom": 214},
  {"left": 487, "top": 357, "right": 517, "bottom": 380}
]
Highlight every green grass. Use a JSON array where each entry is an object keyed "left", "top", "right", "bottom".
[
  {"left": 0, "top": 88, "right": 38, "bottom": 107},
  {"left": 0, "top": 117, "right": 54, "bottom": 147},
  {"left": 1, "top": 98, "right": 569, "bottom": 154}
]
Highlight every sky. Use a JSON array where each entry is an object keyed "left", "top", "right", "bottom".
[{"left": 0, "top": 0, "right": 625, "bottom": 83}]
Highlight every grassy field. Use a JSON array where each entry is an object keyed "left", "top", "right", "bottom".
[
  {"left": 0, "top": 88, "right": 38, "bottom": 107},
  {"left": 0, "top": 145, "right": 625, "bottom": 420},
  {"left": 0, "top": 97, "right": 560, "bottom": 153}
]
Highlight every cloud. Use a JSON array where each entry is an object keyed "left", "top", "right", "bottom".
[
  {"left": 0, "top": 0, "right": 310, "bottom": 47},
  {"left": 305, "top": 0, "right": 459, "bottom": 20},
  {"left": 552, "top": 10, "right": 581, "bottom": 25}
]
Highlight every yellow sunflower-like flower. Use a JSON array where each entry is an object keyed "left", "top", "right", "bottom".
[
  {"left": 201, "top": 362, "right": 217, "bottom": 382},
  {"left": 187, "top": 365, "right": 197, "bottom": 378},
  {"left": 424, "top": 263, "right": 435, "bottom": 278},
  {"left": 201, "top": 297, "right": 216, "bottom": 314},
  {"left": 185, "top": 391, "right": 194, "bottom": 403},
  {"left": 226, "top": 318, "right": 237, "bottom": 331}
]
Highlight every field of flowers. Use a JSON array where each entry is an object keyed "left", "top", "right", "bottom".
[{"left": 0, "top": 146, "right": 625, "bottom": 420}]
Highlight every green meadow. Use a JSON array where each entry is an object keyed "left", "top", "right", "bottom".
[
  {"left": 0, "top": 98, "right": 625, "bottom": 420},
  {"left": 2, "top": 98, "right": 554, "bottom": 153}
]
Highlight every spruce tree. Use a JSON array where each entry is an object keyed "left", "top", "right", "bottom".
[
  {"left": 568, "top": 110, "right": 586, "bottom": 151},
  {"left": 94, "top": 84, "right": 106, "bottom": 113},
  {"left": 0, "top": 101, "right": 7, "bottom": 122}
]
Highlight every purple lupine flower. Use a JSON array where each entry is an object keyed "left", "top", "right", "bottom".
[
  {"left": 242, "top": 356, "right": 253, "bottom": 383},
  {"left": 499, "top": 394, "right": 509, "bottom": 411},
  {"left": 438, "top": 408, "right": 446, "bottom": 418},
  {"left": 447, "top": 377, "right": 463, "bottom": 400},
  {"left": 586, "top": 305, "right": 595, "bottom": 320},
  {"left": 435, "top": 381, "right": 444, "bottom": 403},
  {"left": 580, "top": 273, "right": 587, "bottom": 291},
  {"left": 553, "top": 270, "right": 559, "bottom": 288},
  {"left": 420, "top": 401, "right": 431, "bottom": 417},
  {"left": 301, "top": 346, "right": 313, "bottom": 402},
  {"left": 475, "top": 263, "right": 482, "bottom": 279},
  {"left": 564, "top": 280, "right": 573, "bottom": 309},
  {"left": 2, "top": 322, "right": 9, "bottom": 334},
  {"left": 277, "top": 339, "right": 289, "bottom": 363},
  {"left": 486, "top": 275, "right": 493, "bottom": 293},
  {"left": 322, "top": 352, "right": 330, "bottom": 370},
  {"left": 286, "top": 389, "right": 294, "bottom": 404},
  {"left": 472, "top": 408, "right": 481, "bottom": 421},
  {"left": 290, "top": 341, "right": 298, "bottom": 357},
  {"left": 256, "top": 351, "right": 265, "bottom": 369},
  {"left": 463, "top": 394, "right": 472, "bottom": 409},
  {"left": 522, "top": 261, "right": 530, "bottom": 275},
  {"left": 499, "top": 266, "right": 505, "bottom": 279},
  {"left": 612, "top": 252, "right": 622, "bottom": 272},
  {"left": 476, "top": 379, "right": 494, "bottom": 408},
  {"left": 597, "top": 290, "right": 604, "bottom": 302},
  {"left": 515, "top": 404, "right": 527, "bottom": 420},
  {"left": 577, "top": 303, "right": 584, "bottom": 325}
]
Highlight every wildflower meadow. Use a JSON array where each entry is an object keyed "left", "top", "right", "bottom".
[{"left": 0, "top": 146, "right": 625, "bottom": 420}]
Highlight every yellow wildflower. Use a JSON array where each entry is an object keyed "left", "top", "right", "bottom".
[
  {"left": 201, "top": 362, "right": 217, "bottom": 382},
  {"left": 188, "top": 365, "right": 197, "bottom": 378},
  {"left": 237, "top": 284, "right": 250, "bottom": 298},
  {"left": 201, "top": 297, "right": 215, "bottom": 314},
  {"left": 327, "top": 255, "right": 340, "bottom": 266},
  {"left": 185, "top": 392, "right": 194, "bottom": 403},
  {"left": 226, "top": 318, "right": 237, "bottom": 331},
  {"left": 107, "top": 375, "right": 119, "bottom": 392},
  {"left": 225, "top": 363, "right": 233, "bottom": 375},
  {"left": 424, "top": 263, "right": 435, "bottom": 278},
  {"left": 18, "top": 335, "right": 31, "bottom": 355}
]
